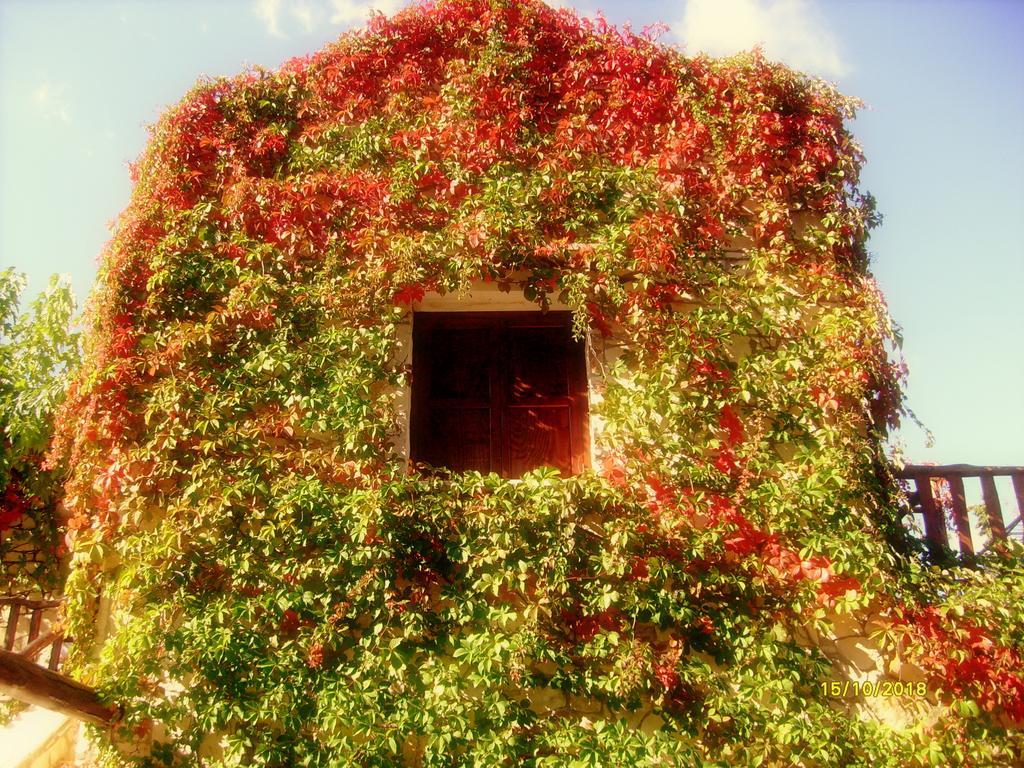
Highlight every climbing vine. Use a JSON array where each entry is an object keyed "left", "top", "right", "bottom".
[{"left": 50, "top": 1, "right": 1021, "bottom": 765}]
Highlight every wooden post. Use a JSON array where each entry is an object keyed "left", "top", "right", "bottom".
[
  {"left": 945, "top": 475, "right": 974, "bottom": 555},
  {"left": 4, "top": 604, "right": 21, "bottom": 651},
  {"left": 1013, "top": 473, "right": 1024, "bottom": 539},
  {"left": 980, "top": 474, "right": 1006, "bottom": 541},
  {"left": 28, "top": 608, "right": 43, "bottom": 643},
  {"left": 48, "top": 636, "right": 64, "bottom": 672},
  {"left": 914, "top": 475, "right": 948, "bottom": 553},
  {"left": 0, "top": 648, "right": 119, "bottom": 726}
]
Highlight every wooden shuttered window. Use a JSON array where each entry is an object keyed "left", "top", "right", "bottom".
[{"left": 410, "top": 312, "right": 590, "bottom": 478}]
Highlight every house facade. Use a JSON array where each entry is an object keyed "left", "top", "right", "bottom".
[{"left": 24, "top": 1, "right": 1022, "bottom": 765}]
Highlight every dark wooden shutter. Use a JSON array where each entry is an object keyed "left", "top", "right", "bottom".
[{"left": 411, "top": 312, "right": 589, "bottom": 477}]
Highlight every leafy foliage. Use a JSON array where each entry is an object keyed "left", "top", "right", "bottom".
[
  {"left": 50, "top": 1, "right": 1022, "bottom": 765},
  {"left": 0, "top": 268, "right": 80, "bottom": 594}
]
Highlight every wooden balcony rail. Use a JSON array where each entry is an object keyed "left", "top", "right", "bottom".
[
  {"left": 0, "top": 594, "right": 118, "bottom": 724},
  {"left": 897, "top": 464, "right": 1024, "bottom": 557},
  {"left": 0, "top": 596, "right": 66, "bottom": 671}
]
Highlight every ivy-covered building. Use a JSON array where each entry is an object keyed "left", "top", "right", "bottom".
[{"left": 34, "top": 0, "right": 1023, "bottom": 765}]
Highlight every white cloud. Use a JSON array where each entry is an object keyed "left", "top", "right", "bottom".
[
  {"left": 254, "top": 0, "right": 286, "bottom": 37},
  {"left": 32, "top": 81, "right": 72, "bottom": 124},
  {"left": 328, "top": 0, "right": 402, "bottom": 27},
  {"left": 290, "top": 0, "right": 318, "bottom": 33},
  {"left": 676, "top": 0, "right": 846, "bottom": 78},
  {"left": 256, "top": 0, "right": 392, "bottom": 37}
]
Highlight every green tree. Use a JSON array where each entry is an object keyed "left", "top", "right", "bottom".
[{"left": 0, "top": 268, "right": 80, "bottom": 594}]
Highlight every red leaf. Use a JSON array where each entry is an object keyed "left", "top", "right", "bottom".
[{"left": 393, "top": 285, "right": 425, "bottom": 306}]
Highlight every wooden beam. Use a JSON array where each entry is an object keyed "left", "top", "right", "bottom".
[
  {"left": 0, "top": 597, "right": 61, "bottom": 610},
  {"left": 0, "top": 648, "right": 119, "bottom": 726},
  {"left": 20, "top": 631, "right": 58, "bottom": 662},
  {"left": 898, "top": 464, "right": 1024, "bottom": 478}
]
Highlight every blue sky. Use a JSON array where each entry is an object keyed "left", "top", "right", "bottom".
[{"left": 1, "top": 0, "right": 1021, "bottom": 468}]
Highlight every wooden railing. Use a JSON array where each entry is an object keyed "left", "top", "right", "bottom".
[
  {"left": 1, "top": 596, "right": 66, "bottom": 670},
  {"left": 0, "top": 595, "right": 118, "bottom": 725},
  {"left": 897, "top": 464, "right": 1024, "bottom": 557}
]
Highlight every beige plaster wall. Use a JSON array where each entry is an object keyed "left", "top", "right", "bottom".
[{"left": 794, "top": 608, "right": 941, "bottom": 731}]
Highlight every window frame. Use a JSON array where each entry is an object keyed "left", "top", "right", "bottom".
[{"left": 410, "top": 310, "right": 591, "bottom": 478}]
